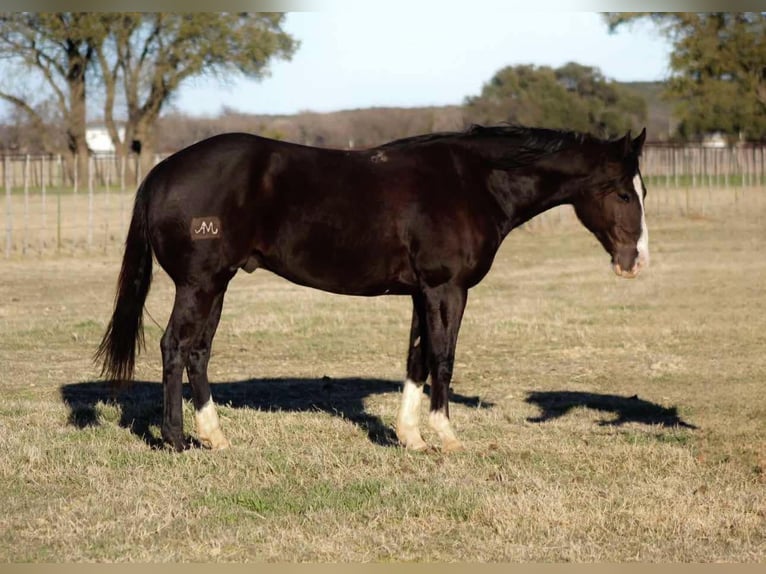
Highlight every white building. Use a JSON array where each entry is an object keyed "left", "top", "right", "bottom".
[{"left": 85, "top": 125, "right": 126, "bottom": 154}]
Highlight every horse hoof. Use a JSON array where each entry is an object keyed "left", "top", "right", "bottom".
[
  {"left": 404, "top": 439, "right": 429, "bottom": 451},
  {"left": 211, "top": 438, "right": 231, "bottom": 450},
  {"left": 397, "top": 428, "right": 428, "bottom": 451},
  {"left": 203, "top": 430, "right": 231, "bottom": 450},
  {"left": 161, "top": 427, "right": 189, "bottom": 452},
  {"left": 166, "top": 437, "right": 190, "bottom": 452},
  {"left": 442, "top": 439, "right": 465, "bottom": 453}
]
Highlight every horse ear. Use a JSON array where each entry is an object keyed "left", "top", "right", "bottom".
[
  {"left": 621, "top": 130, "right": 632, "bottom": 157},
  {"left": 632, "top": 127, "right": 647, "bottom": 156}
]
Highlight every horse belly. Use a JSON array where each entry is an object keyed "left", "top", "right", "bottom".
[{"left": 257, "top": 225, "right": 415, "bottom": 296}]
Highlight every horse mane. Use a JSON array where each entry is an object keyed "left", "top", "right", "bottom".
[
  {"left": 376, "top": 130, "right": 462, "bottom": 149},
  {"left": 373, "top": 123, "right": 632, "bottom": 175},
  {"left": 377, "top": 123, "right": 606, "bottom": 163},
  {"left": 463, "top": 123, "right": 597, "bottom": 152},
  {"left": 461, "top": 124, "right": 610, "bottom": 170}
]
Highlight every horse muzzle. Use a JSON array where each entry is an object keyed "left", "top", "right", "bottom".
[{"left": 611, "top": 253, "right": 648, "bottom": 279}]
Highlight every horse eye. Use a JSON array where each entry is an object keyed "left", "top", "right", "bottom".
[{"left": 617, "top": 192, "right": 631, "bottom": 203}]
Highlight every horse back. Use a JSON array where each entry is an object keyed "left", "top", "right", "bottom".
[{"left": 144, "top": 133, "right": 501, "bottom": 294}]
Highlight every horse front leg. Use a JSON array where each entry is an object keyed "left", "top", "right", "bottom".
[
  {"left": 396, "top": 293, "right": 429, "bottom": 450},
  {"left": 422, "top": 284, "right": 467, "bottom": 452}
]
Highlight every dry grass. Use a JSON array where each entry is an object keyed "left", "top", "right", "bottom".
[{"left": 0, "top": 189, "right": 764, "bottom": 562}]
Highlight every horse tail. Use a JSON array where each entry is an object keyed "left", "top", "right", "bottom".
[{"left": 94, "top": 178, "right": 153, "bottom": 383}]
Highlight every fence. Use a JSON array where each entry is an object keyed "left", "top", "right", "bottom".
[
  {"left": 0, "top": 152, "right": 165, "bottom": 191},
  {"left": 2, "top": 153, "right": 164, "bottom": 258},
  {"left": 642, "top": 143, "right": 766, "bottom": 188},
  {"left": 3, "top": 145, "right": 766, "bottom": 258}
]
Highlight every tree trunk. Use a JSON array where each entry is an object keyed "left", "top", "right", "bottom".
[
  {"left": 133, "top": 118, "right": 158, "bottom": 181},
  {"left": 66, "top": 41, "right": 90, "bottom": 186}
]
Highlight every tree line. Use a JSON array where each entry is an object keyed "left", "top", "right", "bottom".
[
  {"left": 1, "top": 12, "right": 764, "bottom": 169},
  {"left": 0, "top": 58, "right": 658, "bottom": 156},
  {"left": 0, "top": 13, "right": 297, "bottom": 177},
  {"left": 605, "top": 12, "right": 766, "bottom": 141}
]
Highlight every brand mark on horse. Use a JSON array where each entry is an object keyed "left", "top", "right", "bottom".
[{"left": 191, "top": 217, "right": 221, "bottom": 239}]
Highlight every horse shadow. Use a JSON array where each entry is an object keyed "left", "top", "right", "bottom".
[
  {"left": 525, "top": 390, "right": 697, "bottom": 429},
  {"left": 60, "top": 376, "right": 493, "bottom": 449}
]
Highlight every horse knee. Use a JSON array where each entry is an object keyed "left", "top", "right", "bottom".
[
  {"left": 160, "top": 331, "right": 188, "bottom": 373},
  {"left": 186, "top": 345, "right": 210, "bottom": 372}
]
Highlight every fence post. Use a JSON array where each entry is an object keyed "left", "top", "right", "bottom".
[
  {"left": 23, "top": 155, "right": 29, "bottom": 255},
  {"left": 691, "top": 147, "right": 696, "bottom": 189},
  {"left": 56, "top": 155, "right": 62, "bottom": 252},
  {"left": 87, "top": 155, "right": 93, "bottom": 251},
  {"left": 57, "top": 175, "right": 62, "bottom": 253},
  {"left": 686, "top": 148, "right": 692, "bottom": 216},
  {"left": 739, "top": 147, "right": 745, "bottom": 189},
  {"left": 104, "top": 156, "right": 110, "bottom": 254},
  {"left": 120, "top": 154, "right": 126, "bottom": 237},
  {"left": 4, "top": 156, "right": 10, "bottom": 258},
  {"left": 41, "top": 154, "right": 47, "bottom": 253},
  {"left": 714, "top": 148, "right": 718, "bottom": 187}
]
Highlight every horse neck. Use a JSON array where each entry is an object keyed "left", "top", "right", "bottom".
[
  {"left": 482, "top": 164, "right": 581, "bottom": 237},
  {"left": 466, "top": 141, "right": 588, "bottom": 237}
]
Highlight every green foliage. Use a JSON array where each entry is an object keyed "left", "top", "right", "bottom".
[
  {"left": 93, "top": 13, "right": 298, "bottom": 172},
  {"left": 605, "top": 13, "right": 766, "bottom": 140},
  {"left": 464, "top": 62, "right": 646, "bottom": 137},
  {"left": 99, "top": 13, "right": 297, "bottom": 98},
  {"left": 0, "top": 13, "right": 298, "bottom": 163}
]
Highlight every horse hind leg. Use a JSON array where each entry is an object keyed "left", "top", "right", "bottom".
[
  {"left": 186, "top": 288, "right": 231, "bottom": 450},
  {"left": 160, "top": 281, "right": 228, "bottom": 451},
  {"left": 396, "top": 293, "right": 429, "bottom": 451}
]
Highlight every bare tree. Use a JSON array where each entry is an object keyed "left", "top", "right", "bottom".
[
  {"left": 0, "top": 13, "right": 107, "bottom": 178},
  {"left": 92, "top": 13, "right": 298, "bottom": 174}
]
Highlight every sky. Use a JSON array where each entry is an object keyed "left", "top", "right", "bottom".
[{"left": 170, "top": 9, "right": 673, "bottom": 118}]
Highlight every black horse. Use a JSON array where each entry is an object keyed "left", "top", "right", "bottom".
[{"left": 96, "top": 124, "right": 648, "bottom": 452}]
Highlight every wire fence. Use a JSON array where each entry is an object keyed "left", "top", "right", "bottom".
[
  {"left": 641, "top": 143, "right": 766, "bottom": 188},
  {"left": 2, "top": 153, "right": 164, "bottom": 258},
  {"left": 3, "top": 145, "right": 766, "bottom": 258}
]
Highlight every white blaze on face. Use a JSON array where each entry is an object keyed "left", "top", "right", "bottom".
[
  {"left": 633, "top": 173, "right": 650, "bottom": 268},
  {"left": 195, "top": 400, "right": 230, "bottom": 450}
]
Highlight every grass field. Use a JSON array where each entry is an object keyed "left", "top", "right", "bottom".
[{"left": 0, "top": 190, "right": 764, "bottom": 562}]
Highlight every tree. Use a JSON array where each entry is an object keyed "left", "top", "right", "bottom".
[
  {"left": 0, "top": 13, "right": 108, "bottom": 177},
  {"left": 464, "top": 62, "right": 646, "bottom": 137},
  {"left": 93, "top": 13, "right": 298, "bottom": 174},
  {"left": 604, "top": 13, "right": 766, "bottom": 140},
  {"left": 0, "top": 100, "right": 67, "bottom": 154},
  {"left": 0, "top": 13, "right": 298, "bottom": 180}
]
